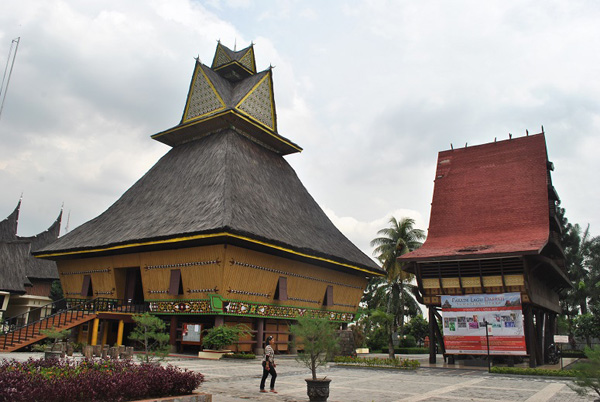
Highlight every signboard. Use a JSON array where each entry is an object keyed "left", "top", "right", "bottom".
[
  {"left": 554, "top": 335, "right": 569, "bottom": 344},
  {"left": 441, "top": 293, "right": 526, "bottom": 356},
  {"left": 182, "top": 323, "right": 202, "bottom": 344}
]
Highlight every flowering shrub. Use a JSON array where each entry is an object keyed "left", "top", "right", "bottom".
[
  {"left": 0, "top": 358, "right": 204, "bottom": 402},
  {"left": 333, "top": 356, "right": 420, "bottom": 369}
]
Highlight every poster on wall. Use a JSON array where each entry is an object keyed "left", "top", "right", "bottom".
[
  {"left": 182, "top": 323, "right": 202, "bottom": 343},
  {"left": 441, "top": 292, "right": 526, "bottom": 355}
]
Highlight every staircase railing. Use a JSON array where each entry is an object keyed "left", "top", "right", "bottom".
[{"left": 1, "top": 298, "right": 149, "bottom": 350}]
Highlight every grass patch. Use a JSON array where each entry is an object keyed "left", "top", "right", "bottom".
[
  {"left": 221, "top": 353, "right": 256, "bottom": 359},
  {"left": 490, "top": 366, "right": 577, "bottom": 377}
]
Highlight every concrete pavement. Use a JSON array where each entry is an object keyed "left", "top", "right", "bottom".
[{"left": 0, "top": 352, "right": 596, "bottom": 402}]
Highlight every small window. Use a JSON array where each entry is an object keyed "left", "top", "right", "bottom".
[
  {"left": 81, "top": 275, "right": 93, "bottom": 297},
  {"left": 274, "top": 277, "right": 288, "bottom": 301},
  {"left": 169, "top": 269, "right": 184, "bottom": 296},
  {"left": 323, "top": 285, "right": 333, "bottom": 306}
]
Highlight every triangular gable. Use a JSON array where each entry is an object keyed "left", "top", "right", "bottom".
[
  {"left": 238, "top": 46, "right": 256, "bottom": 73},
  {"left": 211, "top": 43, "right": 232, "bottom": 69},
  {"left": 182, "top": 62, "right": 226, "bottom": 123},
  {"left": 236, "top": 70, "right": 276, "bottom": 131}
]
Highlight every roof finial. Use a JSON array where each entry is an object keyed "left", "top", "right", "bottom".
[
  {"left": 450, "top": 143, "right": 453, "bottom": 150},
  {"left": 526, "top": 129, "right": 529, "bottom": 136},
  {"left": 541, "top": 125, "right": 544, "bottom": 134},
  {"left": 509, "top": 133, "right": 512, "bottom": 139},
  {"left": 494, "top": 137, "right": 497, "bottom": 142},
  {"left": 465, "top": 142, "right": 468, "bottom": 148}
]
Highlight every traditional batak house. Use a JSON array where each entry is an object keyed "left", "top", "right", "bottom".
[
  {"left": 19, "top": 43, "right": 384, "bottom": 354},
  {"left": 399, "top": 132, "right": 570, "bottom": 367},
  {"left": 0, "top": 200, "right": 61, "bottom": 325}
]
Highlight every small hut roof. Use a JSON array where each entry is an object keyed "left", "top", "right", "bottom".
[
  {"left": 0, "top": 242, "right": 30, "bottom": 293},
  {"left": 0, "top": 208, "right": 61, "bottom": 293},
  {"left": 0, "top": 200, "right": 20, "bottom": 241},
  {"left": 36, "top": 130, "right": 383, "bottom": 276},
  {"left": 24, "top": 211, "right": 62, "bottom": 280},
  {"left": 400, "top": 133, "right": 553, "bottom": 262}
]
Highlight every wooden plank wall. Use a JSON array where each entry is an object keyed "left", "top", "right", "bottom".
[
  {"left": 57, "top": 244, "right": 367, "bottom": 314},
  {"left": 224, "top": 246, "right": 366, "bottom": 312}
]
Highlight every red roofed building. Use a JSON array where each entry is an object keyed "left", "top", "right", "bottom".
[{"left": 400, "top": 132, "right": 570, "bottom": 367}]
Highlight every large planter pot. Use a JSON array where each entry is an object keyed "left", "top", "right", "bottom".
[
  {"left": 197, "top": 350, "right": 232, "bottom": 360},
  {"left": 305, "top": 378, "right": 331, "bottom": 402}
]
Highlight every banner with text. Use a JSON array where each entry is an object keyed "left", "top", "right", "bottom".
[{"left": 441, "top": 293, "right": 526, "bottom": 355}]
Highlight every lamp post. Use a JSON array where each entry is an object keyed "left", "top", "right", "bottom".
[{"left": 483, "top": 319, "right": 491, "bottom": 373}]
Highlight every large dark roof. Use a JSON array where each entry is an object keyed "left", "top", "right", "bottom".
[
  {"left": 0, "top": 203, "right": 61, "bottom": 293},
  {"left": 37, "top": 130, "right": 383, "bottom": 276}
]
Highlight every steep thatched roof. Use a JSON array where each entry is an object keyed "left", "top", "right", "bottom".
[
  {"left": 0, "top": 200, "right": 19, "bottom": 241},
  {"left": 0, "top": 242, "right": 30, "bottom": 293},
  {"left": 36, "top": 130, "right": 383, "bottom": 276},
  {"left": 0, "top": 206, "right": 61, "bottom": 293},
  {"left": 23, "top": 211, "right": 62, "bottom": 280}
]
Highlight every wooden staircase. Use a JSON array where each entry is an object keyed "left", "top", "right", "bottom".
[
  {"left": 0, "top": 310, "right": 97, "bottom": 352},
  {"left": 1, "top": 298, "right": 149, "bottom": 353}
]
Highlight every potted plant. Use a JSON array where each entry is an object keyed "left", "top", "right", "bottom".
[
  {"left": 199, "top": 324, "right": 251, "bottom": 359},
  {"left": 290, "top": 316, "right": 339, "bottom": 402},
  {"left": 40, "top": 327, "right": 71, "bottom": 359}
]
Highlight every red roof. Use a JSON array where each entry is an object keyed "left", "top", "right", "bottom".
[{"left": 401, "top": 133, "right": 551, "bottom": 261}]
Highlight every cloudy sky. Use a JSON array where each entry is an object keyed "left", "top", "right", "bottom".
[{"left": 1, "top": 0, "right": 599, "bottom": 260}]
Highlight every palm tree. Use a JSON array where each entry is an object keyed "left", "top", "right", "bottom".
[{"left": 370, "top": 216, "right": 425, "bottom": 358}]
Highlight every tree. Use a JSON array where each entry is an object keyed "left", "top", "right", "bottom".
[
  {"left": 290, "top": 316, "right": 339, "bottom": 380},
  {"left": 40, "top": 327, "right": 70, "bottom": 349},
  {"left": 574, "top": 314, "right": 600, "bottom": 348},
  {"left": 129, "top": 313, "right": 170, "bottom": 362},
  {"left": 570, "top": 346, "right": 600, "bottom": 400},
  {"left": 405, "top": 315, "right": 429, "bottom": 347},
  {"left": 558, "top": 208, "right": 600, "bottom": 347},
  {"left": 369, "top": 216, "right": 425, "bottom": 358}
]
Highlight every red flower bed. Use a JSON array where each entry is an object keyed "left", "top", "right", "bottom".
[{"left": 0, "top": 358, "right": 204, "bottom": 402}]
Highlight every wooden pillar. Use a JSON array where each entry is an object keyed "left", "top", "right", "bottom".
[
  {"left": 90, "top": 318, "right": 100, "bottom": 346},
  {"left": 214, "top": 315, "right": 224, "bottom": 327},
  {"left": 116, "top": 320, "right": 125, "bottom": 346},
  {"left": 169, "top": 316, "right": 178, "bottom": 353},
  {"left": 254, "top": 318, "right": 265, "bottom": 355},
  {"left": 534, "top": 309, "right": 545, "bottom": 365},
  {"left": 544, "top": 313, "right": 556, "bottom": 363},
  {"left": 428, "top": 306, "right": 437, "bottom": 364},
  {"left": 523, "top": 305, "right": 536, "bottom": 368},
  {"left": 101, "top": 321, "right": 110, "bottom": 346},
  {"left": 77, "top": 324, "right": 85, "bottom": 343}
]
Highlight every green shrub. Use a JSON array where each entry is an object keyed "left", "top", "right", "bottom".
[
  {"left": 562, "top": 349, "right": 586, "bottom": 358},
  {"left": 399, "top": 334, "right": 417, "bottom": 348},
  {"left": 221, "top": 352, "right": 256, "bottom": 359},
  {"left": 490, "top": 366, "right": 576, "bottom": 377},
  {"left": 334, "top": 356, "right": 420, "bottom": 370},
  {"left": 394, "top": 347, "right": 429, "bottom": 354},
  {"left": 201, "top": 324, "right": 251, "bottom": 351}
]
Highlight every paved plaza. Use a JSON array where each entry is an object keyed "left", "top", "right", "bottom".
[{"left": 1, "top": 352, "right": 596, "bottom": 402}]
